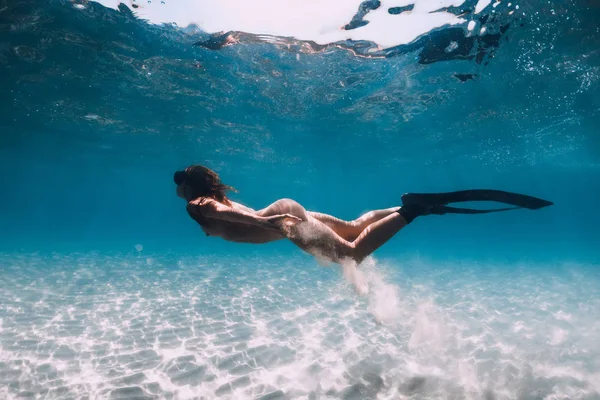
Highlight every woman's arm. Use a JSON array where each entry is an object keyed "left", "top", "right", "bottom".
[{"left": 187, "top": 198, "right": 300, "bottom": 228}]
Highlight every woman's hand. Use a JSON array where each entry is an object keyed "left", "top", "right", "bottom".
[{"left": 263, "top": 214, "right": 302, "bottom": 229}]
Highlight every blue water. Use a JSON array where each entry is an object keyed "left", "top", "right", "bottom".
[{"left": 1, "top": 0, "right": 600, "bottom": 398}]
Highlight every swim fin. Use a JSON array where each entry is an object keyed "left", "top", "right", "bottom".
[{"left": 401, "top": 189, "right": 553, "bottom": 214}]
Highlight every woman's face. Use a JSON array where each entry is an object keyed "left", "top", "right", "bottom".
[
  {"left": 176, "top": 182, "right": 190, "bottom": 200},
  {"left": 174, "top": 169, "right": 190, "bottom": 200}
]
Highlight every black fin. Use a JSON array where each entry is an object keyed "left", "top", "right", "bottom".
[
  {"left": 401, "top": 189, "right": 553, "bottom": 210},
  {"left": 433, "top": 205, "right": 521, "bottom": 214}
]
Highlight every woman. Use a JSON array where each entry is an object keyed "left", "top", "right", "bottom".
[{"left": 174, "top": 165, "right": 553, "bottom": 265}]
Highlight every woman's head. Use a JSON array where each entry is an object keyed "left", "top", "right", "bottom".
[{"left": 174, "top": 165, "right": 236, "bottom": 204}]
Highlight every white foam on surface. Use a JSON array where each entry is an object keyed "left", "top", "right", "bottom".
[
  {"left": 87, "top": 0, "right": 488, "bottom": 50},
  {"left": 475, "top": 0, "right": 492, "bottom": 14},
  {"left": 1, "top": 253, "right": 599, "bottom": 399}
]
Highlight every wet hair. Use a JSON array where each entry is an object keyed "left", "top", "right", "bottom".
[{"left": 174, "top": 165, "right": 237, "bottom": 205}]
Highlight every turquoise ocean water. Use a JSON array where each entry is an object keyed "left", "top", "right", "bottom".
[{"left": 1, "top": 0, "right": 600, "bottom": 398}]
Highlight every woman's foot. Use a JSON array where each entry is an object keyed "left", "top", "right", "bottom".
[{"left": 397, "top": 203, "right": 447, "bottom": 224}]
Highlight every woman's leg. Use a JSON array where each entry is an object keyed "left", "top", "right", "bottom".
[
  {"left": 307, "top": 207, "right": 400, "bottom": 241},
  {"left": 345, "top": 213, "right": 408, "bottom": 263},
  {"left": 253, "top": 198, "right": 424, "bottom": 265},
  {"left": 256, "top": 199, "right": 408, "bottom": 264},
  {"left": 287, "top": 212, "right": 409, "bottom": 264}
]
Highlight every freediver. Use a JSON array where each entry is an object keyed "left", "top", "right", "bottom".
[{"left": 174, "top": 165, "right": 553, "bottom": 265}]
